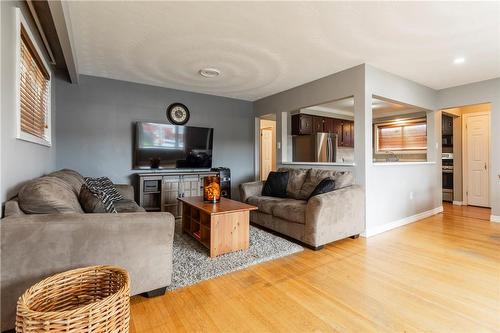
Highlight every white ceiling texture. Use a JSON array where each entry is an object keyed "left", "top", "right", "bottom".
[{"left": 67, "top": 1, "right": 500, "bottom": 101}]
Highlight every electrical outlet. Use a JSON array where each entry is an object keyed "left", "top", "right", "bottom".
[
  {"left": 277, "top": 142, "right": 281, "bottom": 149},
  {"left": 409, "top": 191, "right": 414, "bottom": 200}
]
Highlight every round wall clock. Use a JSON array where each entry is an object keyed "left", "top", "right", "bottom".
[{"left": 166, "top": 103, "right": 190, "bottom": 125}]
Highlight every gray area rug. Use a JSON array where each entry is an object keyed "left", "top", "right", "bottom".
[{"left": 168, "top": 220, "right": 303, "bottom": 291}]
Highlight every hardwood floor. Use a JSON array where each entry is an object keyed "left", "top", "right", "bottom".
[{"left": 130, "top": 204, "right": 500, "bottom": 332}]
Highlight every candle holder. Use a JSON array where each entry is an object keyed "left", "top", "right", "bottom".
[{"left": 203, "top": 176, "right": 221, "bottom": 203}]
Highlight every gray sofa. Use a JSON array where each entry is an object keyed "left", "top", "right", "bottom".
[
  {"left": 1, "top": 169, "right": 175, "bottom": 331},
  {"left": 240, "top": 168, "right": 364, "bottom": 249}
]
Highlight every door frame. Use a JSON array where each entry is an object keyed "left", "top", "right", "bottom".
[{"left": 462, "top": 110, "right": 491, "bottom": 206}]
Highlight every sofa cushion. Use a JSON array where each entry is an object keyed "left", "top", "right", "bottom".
[
  {"left": 18, "top": 176, "right": 84, "bottom": 214},
  {"left": 246, "top": 196, "right": 285, "bottom": 215},
  {"left": 83, "top": 177, "right": 124, "bottom": 213},
  {"left": 48, "top": 169, "right": 85, "bottom": 195},
  {"left": 299, "top": 170, "right": 354, "bottom": 198},
  {"left": 79, "top": 186, "right": 144, "bottom": 213},
  {"left": 277, "top": 167, "right": 309, "bottom": 199},
  {"left": 262, "top": 171, "right": 289, "bottom": 198},
  {"left": 308, "top": 178, "right": 336, "bottom": 199},
  {"left": 272, "top": 199, "right": 306, "bottom": 224}
]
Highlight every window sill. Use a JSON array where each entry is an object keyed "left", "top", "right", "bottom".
[
  {"left": 17, "top": 132, "right": 51, "bottom": 147},
  {"left": 372, "top": 161, "right": 435, "bottom": 166}
]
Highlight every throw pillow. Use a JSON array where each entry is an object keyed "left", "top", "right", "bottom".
[
  {"left": 82, "top": 177, "right": 124, "bottom": 213},
  {"left": 79, "top": 184, "right": 108, "bottom": 213},
  {"left": 308, "top": 178, "right": 336, "bottom": 200},
  {"left": 262, "top": 171, "right": 289, "bottom": 198}
]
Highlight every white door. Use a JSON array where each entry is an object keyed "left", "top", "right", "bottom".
[
  {"left": 466, "top": 113, "right": 490, "bottom": 207},
  {"left": 260, "top": 128, "right": 273, "bottom": 181}
]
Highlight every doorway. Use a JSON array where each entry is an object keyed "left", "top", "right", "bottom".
[
  {"left": 463, "top": 110, "right": 490, "bottom": 207},
  {"left": 440, "top": 103, "right": 491, "bottom": 208},
  {"left": 259, "top": 117, "right": 276, "bottom": 181}
]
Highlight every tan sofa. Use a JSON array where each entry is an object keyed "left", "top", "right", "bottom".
[
  {"left": 0, "top": 170, "right": 175, "bottom": 331},
  {"left": 240, "top": 168, "right": 364, "bottom": 249}
]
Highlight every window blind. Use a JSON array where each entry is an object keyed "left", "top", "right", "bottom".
[
  {"left": 377, "top": 120, "right": 427, "bottom": 151},
  {"left": 20, "top": 26, "right": 50, "bottom": 140}
]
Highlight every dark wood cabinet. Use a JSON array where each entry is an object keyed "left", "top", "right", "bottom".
[
  {"left": 292, "top": 114, "right": 354, "bottom": 147},
  {"left": 292, "top": 114, "right": 313, "bottom": 135},
  {"left": 341, "top": 120, "right": 354, "bottom": 147},
  {"left": 313, "top": 116, "right": 324, "bottom": 133}
]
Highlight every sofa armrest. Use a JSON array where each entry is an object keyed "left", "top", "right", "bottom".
[
  {"left": 305, "top": 185, "right": 365, "bottom": 246},
  {"left": 115, "top": 184, "right": 134, "bottom": 200},
  {"left": 1, "top": 212, "right": 174, "bottom": 330},
  {"left": 239, "top": 181, "right": 264, "bottom": 202}
]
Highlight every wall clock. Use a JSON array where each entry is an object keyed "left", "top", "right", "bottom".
[{"left": 166, "top": 103, "right": 190, "bottom": 125}]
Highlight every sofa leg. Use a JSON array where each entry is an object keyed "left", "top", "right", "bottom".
[
  {"left": 350, "top": 234, "right": 360, "bottom": 239},
  {"left": 142, "top": 286, "right": 167, "bottom": 298},
  {"left": 312, "top": 245, "right": 324, "bottom": 251}
]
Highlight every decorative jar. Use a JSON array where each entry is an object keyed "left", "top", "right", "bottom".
[{"left": 203, "top": 176, "right": 221, "bottom": 203}]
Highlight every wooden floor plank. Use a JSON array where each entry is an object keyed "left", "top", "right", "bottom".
[{"left": 130, "top": 203, "right": 500, "bottom": 332}]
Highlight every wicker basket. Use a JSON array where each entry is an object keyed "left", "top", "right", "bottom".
[{"left": 16, "top": 266, "right": 130, "bottom": 333}]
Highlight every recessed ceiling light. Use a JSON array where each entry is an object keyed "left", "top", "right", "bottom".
[
  {"left": 199, "top": 68, "right": 221, "bottom": 78},
  {"left": 453, "top": 57, "right": 465, "bottom": 64}
]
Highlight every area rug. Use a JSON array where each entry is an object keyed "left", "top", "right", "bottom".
[{"left": 168, "top": 220, "right": 303, "bottom": 291}]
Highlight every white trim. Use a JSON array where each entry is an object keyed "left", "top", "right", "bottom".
[
  {"left": 452, "top": 201, "right": 463, "bottom": 206},
  {"left": 362, "top": 206, "right": 443, "bottom": 237},
  {"left": 14, "top": 8, "right": 52, "bottom": 147},
  {"left": 490, "top": 215, "right": 500, "bottom": 223}
]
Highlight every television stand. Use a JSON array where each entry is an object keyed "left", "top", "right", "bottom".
[{"left": 136, "top": 171, "right": 218, "bottom": 218}]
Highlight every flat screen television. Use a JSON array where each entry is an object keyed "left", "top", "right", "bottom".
[{"left": 134, "top": 122, "right": 213, "bottom": 169}]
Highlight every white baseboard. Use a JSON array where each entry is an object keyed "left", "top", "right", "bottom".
[
  {"left": 452, "top": 201, "right": 463, "bottom": 206},
  {"left": 491, "top": 215, "right": 500, "bottom": 223},
  {"left": 362, "top": 206, "right": 444, "bottom": 238}
]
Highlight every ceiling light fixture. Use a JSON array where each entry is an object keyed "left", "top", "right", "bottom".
[
  {"left": 199, "top": 68, "right": 221, "bottom": 78},
  {"left": 453, "top": 57, "right": 465, "bottom": 64}
]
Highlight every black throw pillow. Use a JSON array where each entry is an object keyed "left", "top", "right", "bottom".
[
  {"left": 308, "top": 178, "right": 336, "bottom": 200},
  {"left": 262, "top": 171, "right": 289, "bottom": 198}
]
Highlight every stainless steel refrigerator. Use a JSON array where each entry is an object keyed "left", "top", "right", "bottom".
[{"left": 293, "top": 133, "right": 338, "bottom": 163}]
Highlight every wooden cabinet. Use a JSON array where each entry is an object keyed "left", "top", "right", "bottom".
[
  {"left": 138, "top": 171, "right": 218, "bottom": 217},
  {"left": 341, "top": 120, "right": 354, "bottom": 147},
  {"left": 292, "top": 114, "right": 354, "bottom": 147},
  {"left": 291, "top": 114, "right": 313, "bottom": 135},
  {"left": 313, "top": 116, "right": 324, "bottom": 133}
]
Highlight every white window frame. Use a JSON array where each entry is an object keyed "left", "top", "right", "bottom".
[
  {"left": 374, "top": 118, "right": 427, "bottom": 154},
  {"left": 15, "top": 8, "right": 52, "bottom": 147}
]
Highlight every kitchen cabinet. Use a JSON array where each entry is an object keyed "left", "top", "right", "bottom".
[
  {"left": 292, "top": 114, "right": 354, "bottom": 147},
  {"left": 341, "top": 120, "right": 354, "bottom": 147},
  {"left": 291, "top": 114, "right": 313, "bottom": 135},
  {"left": 442, "top": 115, "right": 453, "bottom": 136},
  {"left": 313, "top": 116, "right": 324, "bottom": 133}
]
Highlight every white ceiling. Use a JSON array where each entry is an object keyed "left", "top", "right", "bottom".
[{"left": 67, "top": 1, "right": 500, "bottom": 101}]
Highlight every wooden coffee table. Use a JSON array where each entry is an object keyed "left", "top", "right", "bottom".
[{"left": 178, "top": 196, "right": 257, "bottom": 257}]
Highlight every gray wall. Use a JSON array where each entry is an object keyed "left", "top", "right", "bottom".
[
  {"left": 437, "top": 78, "right": 500, "bottom": 217},
  {"left": 55, "top": 75, "right": 254, "bottom": 199},
  {"left": 254, "top": 64, "right": 365, "bottom": 186},
  {"left": 1, "top": 1, "right": 57, "bottom": 203},
  {"left": 254, "top": 64, "right": 444, "bottom": 236},
  {"left": 365, "top": 65, "right": 441, "bottom": 234}
]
